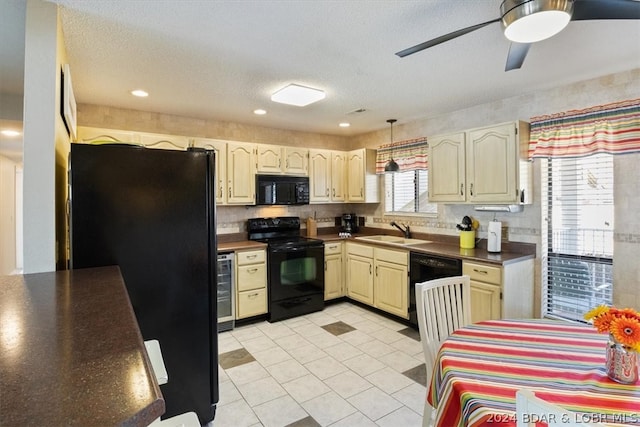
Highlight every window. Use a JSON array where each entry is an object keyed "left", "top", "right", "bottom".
[
  {"left": 385, "top": 170, "right": 437, "bottom": 214},
  {"left": 542, "top": 154, "right": 613, "bottom": 322}
]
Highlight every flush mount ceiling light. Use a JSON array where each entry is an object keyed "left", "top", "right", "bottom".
[
  {"left": 501, "top": 0, "right": 573, "bottom": 43},
  {"left": 131, "top": 89, "right": 149, "bottom": 97},
  {"left": 271, "top": 84, "right": 325, "bottom": 107},
  {"left": 384, "top": 119, "right": 400, "bottom": 173},
  {"left": 254, "top": 109, "right": 267, "bottom": 115},
  {"left": 339, "top": 122, "right": 350, "bottom": 128}
]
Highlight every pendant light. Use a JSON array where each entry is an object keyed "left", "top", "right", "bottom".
[{"left": 384, "top": 119, "right": 400, "bottom": 173}]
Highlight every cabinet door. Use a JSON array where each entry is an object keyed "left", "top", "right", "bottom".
[
  {"left": 139, "top": 133, "right": 189, "bottom": 150},
  {"left": 325, "top": 253, "right": 344, "bottom": 300},
  {"left": 470, "top": 280, "right": 501, "bottom": 323},
  {"left": 374, "top": 259, "right": 408, "bottom": 318},
  {"left": 192, "top": 138, "right": 227, "bottom": 204},
  {"left": 428, "top": 132, "right": 466, "bottom": 202},
  {"left": 466, "top": 123, "right": 517, "bottom": 203},
  {"left": 346, "top": 254, "right": 373, "bottom": 305},
  {"left": 257, "top": 144, "right": 282, "bottom": 174},
  {"left": 227, "top": 142, "right": 256, "bottom": 204},
  {"left": 237, "top": 289, "right": 267, "bottom": 319},
  {"left": 309, "top": 149, "right": 331, "bottom": 202},
  {"left": 284, "top": 147, "right": 308, "bottom": 175},
  {"left": 331, "top": 151, "right": 346, "bottom": 202},
  {"left": 347, "top": 149, "right": 365, "bottom": 202},
  {"left": 76, "top": 126, "right": 139, "bottom": 144}
]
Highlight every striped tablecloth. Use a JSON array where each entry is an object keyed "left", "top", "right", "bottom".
[{"left": 427, "top": 319, "right": 640, "bottom": 427}]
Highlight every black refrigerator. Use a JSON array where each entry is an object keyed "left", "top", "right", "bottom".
[{"left": 69, "top": 143, "right": 218, "bottom": 424}]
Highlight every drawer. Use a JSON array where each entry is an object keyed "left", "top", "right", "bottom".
[
  {"left": 346, "top": 242, "right": 374, "bottom": 258},
  {"left": 237, "top": 263, "right": 266, "bottom": 291},
  {"left": 237, "top": 249, "right": 266, "bottom": 265},
  {"left": 463, "top": 261, "right": 502, "bottom": 285},
  {"left": 325, "top": 241, "right": 343, "bottom": 255},
  {"left": 236, "top": 288, "right": 267, "bottom": 319},
  {"left": 374, "top": 247, "right": 407, "bottom": 266}
]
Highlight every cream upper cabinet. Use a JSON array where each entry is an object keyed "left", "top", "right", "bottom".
[
  {"left": 428, "top": 132, "right": 466, "bottom": 202},
  {"left": 257, "top": 145, "right": 308, "bottom": 175},
  {"left": 76, "top": 126, "right": 140, "bottom": 144},
  {"left": 309, "top": 149, "right": 331, "bottom": 202},
  {"left": 346, "top": 148, "right": 379, "bottom": 203},
  {"left": 256, "top": 144, "right": 282, "bottom": 174},
  {"left": 192, "top": 138, "right": 227, "bottom": 205},
  {"left": 283, "top": 147, "right": 308, "bottom": 175},
  {"left": 330, "top": 151, "right": 347, "bottom": 202},
  {"left": 227, "top": 142, "right": 256, "bottom": 205},
  {"left": 139, "top": 133, "right": 189, "bottom": 150},
  {"left": 324, "top": 241, "right": 344, "bottom": 301},
  {"left": 429, "top": 121, "right": 531, "bottom": 204}
]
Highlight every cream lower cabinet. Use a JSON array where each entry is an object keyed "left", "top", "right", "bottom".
[
  {"left": 324, "top": 241, "right": 344, "bottom": 301},
  {"left": 346, "top": 243, "right": 409, "bottom": 319},
  {"left": 373, "top": 247, "right": 409, "bottom": 319},
  {"left": 236, "top": 248, "right": 267, "bottom": 319},
  {"left": 346, "top": 243, "right": 374, "bottom": 305},
  {"left": 463, "top": 258, "right": 534, "bottom": 323}
]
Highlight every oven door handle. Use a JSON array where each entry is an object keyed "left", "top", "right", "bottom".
[{"left": 270, "top": 245, "right": 323, "bottom": 253}]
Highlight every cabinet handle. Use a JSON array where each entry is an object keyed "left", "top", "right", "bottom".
[
  {"left": 247, "top": 267, "right": 258, "bottom": 273},
  {"left": 219, "top": 185, "right": 223, "bottom": 198},
  {"left": 248, "top": 292, "right": 259, "bottom": 298},
  {"left": 369, "top": 265, "right": 372, "bottom": 275},
  {"left": 279, "top": 159, "right": 282, "bottom": 168},
  {"left": 326, "top": 188, "right": 329, "bottom": 197},
  {"left": 324, "top": 261, "right": 327, "bottom": 271},
  {"left": 286, "top": 159, "right": 289, "bottom": 168},
  {"left": 460, "top": 184, "right": 464, "bottom": 196},
  {"left": 470, "top": 183, "right": 474, "bottom": 196},
  {"left": 473, "top": 268, "right": 488, "bottom": 275},
  {"left": 229, "top": 187, "right": 232, "bottom": 197},
  {"left": 360, "top": 188, "right": 363, "bottom": 197},
  {"left": 247, "top": 254, "right": 257, "bottom": 259},
  {"left": 332, "top": 188, "right": 336, "bottom": 197},
  {"left": 375, "top": 266, "right": 378, "bottom": 276}
]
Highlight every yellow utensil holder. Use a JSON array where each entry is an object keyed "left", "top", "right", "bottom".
[{"left": 460, "top": 231, "right": 475, "bottom": 249}]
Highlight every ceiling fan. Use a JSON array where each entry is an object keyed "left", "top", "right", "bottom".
[{"left": 396, "top": 0, "right": 640, "bottom": 71}]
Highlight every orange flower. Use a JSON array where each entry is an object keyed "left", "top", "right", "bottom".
[
  {"left": 593, "top": 311, "right": 616, "bottom": 334},
  {"left": 610, "top": 316, "right": 640, "bottom": 349}
]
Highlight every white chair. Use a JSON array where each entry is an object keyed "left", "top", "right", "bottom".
[
  {"left": 144, "top": 339, "right": 169, "bottom": 385},
  {"left": 149, "top": 411, "right": 200, "bottom": 427},
  {"left": 416, "top": 275, "right": 471, "bottom": 427},
  {"left": 515, "top": 390, "right": 606, "bottom": 427}
]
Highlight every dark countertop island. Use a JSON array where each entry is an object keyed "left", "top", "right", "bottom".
[{"left": 0, "top": 266, "right": 164, "bottom": 426}]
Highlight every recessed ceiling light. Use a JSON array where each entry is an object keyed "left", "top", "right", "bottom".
[
  {"left": 254, "top": 109, "right": 267, "bottom": 115},
  {"left": 1, "top": 129, "right": 21, "bottom": 137},
  {"left": 339, "top": 122, "right": 350, "bottom": 128},
  {"left": 271, "top": 84, "right": 325, "bottom": 107},
  {"left": 131, "top": 89, "right": 149, "bottom": 97}
]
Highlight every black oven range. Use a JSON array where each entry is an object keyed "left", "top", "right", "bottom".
[{"left": 248, "top": 217, "right": 325, "bottom": 322}]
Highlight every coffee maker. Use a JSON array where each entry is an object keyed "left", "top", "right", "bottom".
[{"left": 341, "top": 213, "right": 358, "bottom": 233}]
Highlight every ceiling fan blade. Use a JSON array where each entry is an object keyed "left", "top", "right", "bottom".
[
  {"left": 572, "top": 0, "right": 640, "bottom": 20},
  {"left": 395, "top": 18, "right": 501, "bottom": 58},
  {"left": 505, "top": 42, "right": 531, "bottom": 71}
]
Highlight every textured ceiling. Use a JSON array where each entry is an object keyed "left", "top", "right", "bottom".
[{"left": 2, "top": 0, "right": 640, "bottom": 145}]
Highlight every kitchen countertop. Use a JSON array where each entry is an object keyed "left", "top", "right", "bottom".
[
  {"left": 218, "top": 240, "right": 267, "bottom": 253},
  {"left": 0, "top": 266, "right": 165, "bottom": 426},
  {"left": 316, "top": 234, "right": 534, "bottom": 266}
]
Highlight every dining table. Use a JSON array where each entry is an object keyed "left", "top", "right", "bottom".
[{"left": 427, "top": 319, "right": 640, "bottom": 427}]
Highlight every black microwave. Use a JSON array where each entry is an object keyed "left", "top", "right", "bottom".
[{"left": 255, "top": 175, "right": 310, "bottom": 205}]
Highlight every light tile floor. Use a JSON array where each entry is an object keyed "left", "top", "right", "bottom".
[{"left": 210, "top": 301, "right": 427, "bottom": 427}]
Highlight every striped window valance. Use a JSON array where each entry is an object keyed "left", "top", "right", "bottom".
[
  {"left": 528, "top": 98, "right": 640, "bottom": 159},
  {"left": 375, "top": 137, "right": 428, "bottom": 174}
]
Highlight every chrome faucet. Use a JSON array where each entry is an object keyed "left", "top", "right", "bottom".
[{"left": 390, "top": 221, "right": 411, "bottom": 238}]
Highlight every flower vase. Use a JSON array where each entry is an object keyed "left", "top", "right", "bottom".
[{"left": 606, "top": 335, "right": 639, "bottom": 384}]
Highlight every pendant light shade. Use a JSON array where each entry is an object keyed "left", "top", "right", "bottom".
[{"left": 384, "top": 119, "right": 400, "bottom": 173}]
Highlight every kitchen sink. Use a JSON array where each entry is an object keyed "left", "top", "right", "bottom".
[{"left": 355, "top": 235, "right": 432, "bottom": 246}]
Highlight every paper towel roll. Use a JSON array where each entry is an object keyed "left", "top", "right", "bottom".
[{"left": 488, "top": 220, "right": 501, "bottom": 253}]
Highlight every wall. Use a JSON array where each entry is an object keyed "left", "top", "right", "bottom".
[
  {"left": 22, "top": 0, "right": 71, "bottom": 273},
  {"left": 77, "top": 69, "right": 640, "bottom": 312}
]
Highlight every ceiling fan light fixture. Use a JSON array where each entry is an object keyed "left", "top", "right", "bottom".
[{"left": 501, "top": 0, "right": 573, "bottom": 43}]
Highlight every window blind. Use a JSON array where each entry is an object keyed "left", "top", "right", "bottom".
[
  {"left": 385, "top": 170, "right": 436, "bottom": 214},
  {"left": 542, "top": 154, "right": 613, "bottom": 322}
]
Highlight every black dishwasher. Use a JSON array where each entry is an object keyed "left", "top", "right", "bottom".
[{"left": 409, "top": 252, "right": 462, "bottom": 328}]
